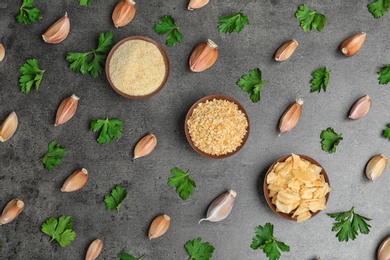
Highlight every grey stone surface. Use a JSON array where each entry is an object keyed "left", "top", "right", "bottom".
[{"left": 1, "top": 0, "right": 390, "bottom": 259}]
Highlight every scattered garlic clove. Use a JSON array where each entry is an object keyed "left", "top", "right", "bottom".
[
  {"left": 349, "top": 95, "right": 371, "bottom": 120},
  {"left": 340, "top": 32, "right": 366, "bottom": 57},
  {"left": 378, "top": 236, "right": 390, "bottom": 260},
  {"left": 85, "top": 239, "right": 103, "bottom": 260},
  {"left": 133, "top": 134, "right": 157, "bottom": 159},
  {"left": 274, "top": 39, "right": 298, "bottom": 62},
  {"left": 366, "top": 154, "right": 387, "bottom": 182},
  {"left": 112, "top": 0, "right": 136, "bottom": 28},
  {"left": 0, "top": 43, "right": 5, "bottom": 62},
  {"left": 199, "top": 189, "right": 237, "bottom": 224},
  {"left": 0, "top": 111, "right": 18, "bottom": 142},
  {"left": 55, "top": 94, "right": 79, "bottom": 127},
  {"left": 189, "top": 39, "right": 218, "bottom": 72},
  {"left": 278, "top": 98, "right": 303, "bottom": 135},
  {"left": 148, "top": 214, "right": 170, "bottom": 239},
  {"left": 0, "top": 198, "right": 25, "bottom": 225},
  {"left": 188, "top": 0, "right": 209, "bottom": 10},
  {"left": 42, "top": 12, "right": 70, "bottom": 44},
  {"left": 61, "top": 168, "right": 89, "bottom": 192}
]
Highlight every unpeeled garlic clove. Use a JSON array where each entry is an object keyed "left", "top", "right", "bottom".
[
  {"left": 189, "top": 39, "right": 218, "bottom": 72},
  {"left": 366, "top": 154, "right": 387, "bottom": 182},
  {"left": 274, "top": 39, "right": 298, "bottom": 61},
  {"left": 349, "top": 95, "right": 371, "bottom": 120},
  {"left": 0, "top": 111, "right": 18, "bottom": 142},
  {"left": 55, "top": 94, "right": 79, "bottom": 126},
  {"left": 0, "top": 198, "right": 25, "bottom": 225},
  {"left": 61, "top": 168, "right": 89, "bottom": 192},
  {"left": 340, "top": 32, "right": 366, "bottom": 57},
  {"left": 0, "top": 43, "right": 5, "bottom": 62},
  {"left": 188, "top": 0, "right": 209, "bottom": 10},
  {"left": 85, "top": 239, "right": 103, "bottom": 260},
  {"left": 378, "top": 236, "right": 390, "bottom": 260},
  {"left": 278, "top": 98, "right": 303, "bottom": 135},
  {"left": 133, "top": 134, "right": 157, "bottom": 159},
  {"left": 112, "top": 0, "right": 136, "bottom": 28},
  {"left": 199, "top": 189, "right": 237, "bottom": 223},
  {"left": 148, "top": 214, "right": 170, "bottom": 239},
  {"left": 42, "top": 12, "right": 70, "bottom": 44}
]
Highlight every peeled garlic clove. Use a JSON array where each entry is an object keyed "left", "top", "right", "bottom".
[
  {"left": 42, "top": 12, "right": 70, "bottom": 44},
  {"left": 0, "top": 198, "right": 25, "bottom": 225},
  {"left": 340, "top": 32, "right": 366, "bottom": 57},
  {"left": 61, "top": 168, "right": 89, "bottom": 192},
  {"left": 349, "top": 95, "right": 371, "bottom": 120},
  {"left": 189, "top": 39, "right": 218, "bottom": 72},
  {"left": 199, "top": 189, "right": 237, "bottom": 223},
  {"left": 0, "top": 111, "right": 18, "bottom": 142},
  {"left": 112, "top": 0, "right": 136, "bottom": 28},
  {"left": 278, "top": 98, "right": 303, "bottom": 135},
  {"left": 366, "top": 154, "right": 387, "bottom": 182},
  {"left": 0, "top": 43, "right": 5, "bottom": 62},
  {"left": 148, "top": 214, "right": 170, "bottom": 239},
  {"left": 378, "top": 236, "right": 390, "bottom": 260},
  {"left": 85, "top": 239, "right": 103, "bottom": 260},
  {"left": 134, "top": 134, "right": 157, "bottom": 159},
  {"left": 274, "top": 39, "right": 298, "bottom": 62},
  {"left": 55, "top": 94, "right": 79, "bottom": 126},
  {"left": 188, "top": 0, "right": 209, "bottom": 10}
]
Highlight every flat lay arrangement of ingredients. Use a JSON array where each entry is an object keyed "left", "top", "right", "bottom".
[{"left": 1, "top": 0, "right": 390, "bottom": 259}]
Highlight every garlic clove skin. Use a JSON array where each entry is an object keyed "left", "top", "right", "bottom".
[
  {"left": 278, "top": 98, "right": 303, "bottom": 135},
  {"left": 112, "top": 0, "right": 136, "bottom": 28},
  {"left": 61, "top": 168, "right": 89, "bottom": 192},
  {"left": 148, "top": 214, "right": 170, "bottom": 239},
  {"left": 275, "top": 39, "right": 298, "bottom": 61},
  {"left": 366, "top": 154, "right": 387, "bottom": 182},
  {"left": 0, "top": 198, "right": 25, "bottom": 225},
  {"left": 349, "top": 95, "right": 371, "bottom": 120},
  {"left": 0, "top": 43, "right": 5, "bottom": 62},
  {"left": 85, "top": 239, "right": 103, "bottom": 260},
  {"left": 340, "top": 32, "right": 366, "bottom": 57},
  {"left": 189, "top": 39, "right": 218, "bottom": 73},
  {"left": 188, "top": 0, "right": 209, "bottom": 10},
  {"left": 133, "top": 134, "right": 157, "bottom": 159},
  {"left": 378, "top": 236, "right": 390, "bottom": 260},
  {"left": 0, "top": 111, "right": 18, "bottom": 142},
  {"left": 42, "top": 12, "right": 70, "bottom": 44},
  {"left": 55, "top": 94, "right": 79, "bottom": 127},
  {"left": 199, "top": 189, "right": 237, "bottom": 223}
]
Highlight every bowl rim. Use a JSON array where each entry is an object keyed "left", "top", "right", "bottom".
[
  {"left": 263, "top": 154, "right": 331, "bottom": 221},
  {"left": 184, "top": 94, "right": 250, "bottom": 159},
  {"left": 105, "top": 36, "right": 170, "bottom": 100}
]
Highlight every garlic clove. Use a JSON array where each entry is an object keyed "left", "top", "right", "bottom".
[
  {"left": 340, "top": 32, "right": 366, "bottom": 57},
  {"left": 0, "top": 43, "right": 5, "bottom": 62},
  {"left": 274, "top": 39, "right": 298, "bottom": 62},
  {"left": 199, "top": 189, "right": 237, "bottom": 223},
  {"left": 61, "top": 168, "right": 89, "bottom": 192},
  {"left": 0, "top": 111, "right": 18, "bottom": 142},
  {"left": 0, "top": 198, "right": 25, "bottom": 225},
  {"left": 85, "top": 239, "right": 103, "bottom": 260},
  {"left": 133, "top": 134, "right": 157, "bottom": 159},
  {"left": 112, "top": 0, "right": 136, "bottom": 28},
  {"left": 42, "top": 12, "right": 70, "bottom": 44},
  {"left": 366, "top": 154, "right": 387, "bottom": 182},
  {"left": 349, "top": 95, "right": 371, "bottom": 120},
  {"left": 148, "top": 214, "right": 170, "bottom": 239},
  {"left": 278, "top": 98, "right": 303, "bottom": 135},
  {"left": 55, "top": 94, "right": 79, "bottom": 127},
  {"left": 188, "top": 0, "right": 209, "bottom": 10},
  {"left": 189, "top": 39, "right": 218, "bottom": 73},
  {"left": 378, "top": 236, "right": 390, "bottom": 260}
]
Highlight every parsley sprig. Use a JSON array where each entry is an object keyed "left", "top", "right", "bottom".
[
  {"left": 79, "top": 0, "right": 92, "bottom": 6},
  {"left": 378, "top": 65, "right": 390, "bottom": 85},
  {"left": 118, "top": 253, "right": 145, "bottom": 260},
  {"left": 296, "top": 4, "right": 327, "bottom": 32},
  {"left": 91, "top": 116, "right": 123, "bottom": 144},
  {"left": 168, "top": 167, "right": 196, "bottom": 200},
  {"left": 19, "top": 59, "right": 45, "bottom": 94},
  {"left": 237, "top": 68, "right": 268, "bottom": 103},
  {"left": 153, "top": 16, "right": 183, "bottom": 46},
  {"left": 383, "top": 124, "right": 390, "bottom": 139},
  {"left": 310, "top": 66, "right": 330, "bottom": 93},
  {"left": 105, "top": 185, "right": 128, "bottom": 213},
  {"left": 16, "top": 0, "right": 42, "bottom": 25},
  {"left": 218, "top": 10, "right": 249, "bottom": 34},
  {"left": 40, "top": 141, "right": 67, "bottom": 171},
  {"left": 185, "top": 237, "right": 215, "bottom": 260},
  {"left": 320, "top": 127, "right": 343, "bottom": 154},
  {"left": 41, "top": 216, "right": 76, "bottom": 247},
  {"left": 368, "top": 0, "right": 390, "bottom": 19}
]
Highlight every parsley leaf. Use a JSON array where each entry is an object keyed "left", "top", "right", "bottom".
[
  {"left": 218, "top": 10, "right": 249, "bottom": 34},
  {"left": 91, "top": 116, "right": 123, "bottom": 144},
  {"left": 185, "top": 237, "right": 215, "bottom": 260},
  {"left": 310, "top": 66, "right": 330, "bottom": 93},
  {"left": 40, "top": 141, "right": 67, "bottom": 171},
  {"left": 250, "top": 223, "right": 290, "bottom": 260},
  {"left": 320, "top": 127, "right": 343, "bottom": 154},
  {"left": 41, "top": 216, "right": 76, "bottom": 247},
  {"left": 383, "top": 124, "right": 390, "bottom": 139},
  {"left": 79, "top": 0, "right": 92, "bottom": 6},
  {"left": 118, "top": 253, "right": 145, "bottom": 260},
  {"left": 153, "top": 16, "right": 183, "bottom": 46},
  {"left": 66, "top": 32, "right": 114, "bottom": 78},
  {"left": 237, "top": 68, "right": 268, "bottom": 103},
  {"left": 168, "top": 167, "right": 196, "bottom": 200},
  {"left": 296, "top": 4, "right": 327, "bottom": 32},
  {"left": 378, "top": 64, "right": 390, "bottom": 84},
  {"left": 16, "top": 0, "right": 42, "bottom": 25},
  {"left": 368, "top": 0, "right": 390, "bottom": 18},
  {"left": 328, "top": 207, "right": 371, "bottom": 242},
  {"left": 19, "top": 59, "right": 45, "bottom": 94},
  {"left": 104, "top": 185, "right": 128, "bottom": 213}
]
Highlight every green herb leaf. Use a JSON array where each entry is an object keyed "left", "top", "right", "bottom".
[
  {"left": 104, "top": 185, "right": 128, "bottom": 213},
  {"left": 185, "top": 237, "right": 215, "bottom": 260},
  {"left": 16, "top": 0, "right": 42, "bottom": 25},
  {"left": 40, "top": 141, "right": 67, "bottom": 171},
  {"left": 310, "top": 66, "right": 330, "bottom": 93},
  {"left": 91, "top": 116, "right": 123, "bottom": 144},
  {"left": 383, "top": 123, "right": 390, "bottom": 139},
  {"left": 153, "top": 16, "right": 183, "bottom": 46},
  {"left": 296, "top": 4, "right": 327, "bottom": 32},
  {"left": 79, "top": 0, "right": 92, "bottom": 6},
  {"left": 328, "top": 207, "right": 371, "bottom": 242},
  {"left": 378, "top": 64, "right": 390, "bottom": 84},
  {"left": 118, "top": 253, "right": 145, "bottom": 260},
  {"left": 320, "top": 127, "right": 343, "bottom": 154},
  {"left": 218, "top": 10, "right": 249, "bottom": 34},
  {"left": 168, "top": 167, "right": 196, "bottom": 200},
  {"left": 19, "top": 59, "right": 45, "bottom": 94},
  {"left": 237, "top": 68, "right": 268, "bottom": 103},
  {"left": 368, "top": 0, "right": 390, "bottom": 18},
  {"left": 41, "top": 216, "right": 76, "bottom": 247}
]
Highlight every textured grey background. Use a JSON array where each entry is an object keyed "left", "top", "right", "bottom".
[{"left": 1, "top": 0, "right": 390, "bottom": 259}]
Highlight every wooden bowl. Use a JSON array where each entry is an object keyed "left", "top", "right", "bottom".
[
  {"left": 263, "top": 154, "right": 330, "bottom": 221},
  {"left": 184, "top": 94, "right": 250, "bottom": 159},
  {"left": 105, "top": 36, "right": 170, "bottom": 99}
]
